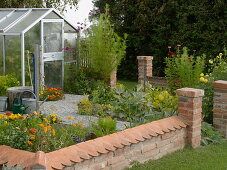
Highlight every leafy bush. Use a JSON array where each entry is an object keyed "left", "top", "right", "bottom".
[
  {"left": 165, "top": 47, "right": 205, "bottom": 91},
  {"left": 0, "top": 74, "right": 20, "bottom": 96},
  {"left": 92, "top": 116, "right": 117, "bottom": 136},
  {"left": 78, "top": 84, "right": 178, "bottom": 125},
  {"left": 196, "top": 51, "right": 227, "bottom": 123},
  {"left": 39, "top": 88, "right": 64, "bottom": 101},
  {"left": 78, "top": 6, "right": 127, "bottom": 82},
  {"left": 64, "top": 66, "right": 106, "bottom": 95},
  {"left": 201, "top": 122, "right": 223, "bottom": 145}
]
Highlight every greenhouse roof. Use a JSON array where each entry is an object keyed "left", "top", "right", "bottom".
[{"left": 0, "top": 8, "right": 77, "bottom": 35}]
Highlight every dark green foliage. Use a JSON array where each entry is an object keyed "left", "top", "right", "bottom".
[
  {"left": 0, "top": 0, "right": 78, "bottom": 12},
  {"left": 93, "top": 0, "right": 227, "bottom": 79},
  {"left": 64, "top": 66, "right": 105, "bottom": 95},
  {"left": 201, "top": 122, "right": 223, "bottom": 145}
]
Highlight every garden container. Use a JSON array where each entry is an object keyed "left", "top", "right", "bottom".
[
  {"left": 21, "top": 91, "right": 37, "bottom": 115},
  {"left": 0, "top": 96, "right": 8, "bottom": 112}
]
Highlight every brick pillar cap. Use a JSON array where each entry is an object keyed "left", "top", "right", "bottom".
[
  {"left": 137, "top": 56, "right": 153, "bottom": 60},
  {"left": 176, "top": 88, "right": 204, "bottom": 97},
  {"left": 213, "top": 80, "right": 227, "bottom": 89}
]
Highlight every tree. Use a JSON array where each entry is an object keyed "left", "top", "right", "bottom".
[
  {"left": 0, "top": 0, "right": 79, "bottom": 12},
  {"left": 79, "top": 9, "right": 127, "bottom": 82},
  {"left": 93, "top": 0, "right": 227, "bottom": 80}
]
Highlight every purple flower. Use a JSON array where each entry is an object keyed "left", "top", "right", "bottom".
[{"left": 77, "top": 22, "right": 80, "bottom": 25}]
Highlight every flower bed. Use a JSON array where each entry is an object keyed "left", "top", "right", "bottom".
[{"left": 0, "top": 88, "right": 204, "bottom": 170}]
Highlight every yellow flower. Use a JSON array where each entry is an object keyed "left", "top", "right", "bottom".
[
  {"left": 52, "top": 118, "right": 57, "bottom": 122},
  {"left": 30, "top": 136, "right": 36, "bottom": 141},
  {"left": 72, "top": 123, "right": 77, "bottom": 127},
  {"left": 51, "top": 129, "right": 56, "bottom": 136},
  {"left": 68, "top": 116, "right": 73, "bottom": 120},
  {"left": 200, "top": 73, "right": 204, "bottom": 77},
  {"left": 78, "top": 122, "right": 83, "bottom": 127},
  {"left": 219, "top": 53, "right": 223, "bottom": 58},
  {"left": 204, "top": 79, "right": 208, "bottom": 83},
  {"left": 43, "top": 118, "right": 49, "bottom": 123},
  {"left": 3, "top": 121, "right": 7, "bottom": 124},
  {"left": 39, "top": 124, "right": 45, "bottom": 128},
  {"left": 27, "top": 141, "right": 33, "bottom": 146},
  {"left": 200, "top": 77, "right": 205, "bottom": 82}
]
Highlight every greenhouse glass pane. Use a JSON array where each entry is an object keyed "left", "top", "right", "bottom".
[
  {"left": 24, "top": 23, "right": 41, "bottom": 86},
  {"left": 0, "top": 10, "right": 12, "bottom": 20},
  {"left": 0, "top": 35, "right": 3, "bottom": 75},
  {"left": 43, "top": 22, "right": 62, "bottom": 53},
  {"left": 5, "top": 35, "right": 21, "bottom": 82},
  {"left": 0, "top": 10, "right": 28, "bottom": 31},
  {"left": 8, "top": 10, "right": 48, "bottom": 33},
  {"left": 44, "top": 12, "right": 61, "bottom": 19},
  {"left": 44, "top": 60, "right": 63, "bottom": 88}
]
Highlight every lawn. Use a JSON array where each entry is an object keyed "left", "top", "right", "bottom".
[
  {"left": 118, "top": 80, "right": 137, "bottom": 90},
  {"left": 129, "top": 141, "right": 227, "bottom": 170}
]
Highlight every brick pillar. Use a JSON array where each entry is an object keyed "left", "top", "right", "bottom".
[
  {"left": 110, "top": 70, "right": 117, "bottom": 88},
  {"left": 137, "top": 56, "right": 153, "bottom": 83},
  {"left": 176, "top": 88, "right": 204, "bottom": 148},
  {"left": 213, "top": 80, "right": 227, "bottom": 138}
]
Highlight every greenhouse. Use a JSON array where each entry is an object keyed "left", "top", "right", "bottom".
[{"left": 0, "top": 8, "right": 77, "bottom": 87}]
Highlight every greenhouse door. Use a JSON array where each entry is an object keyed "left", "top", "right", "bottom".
[{"left": 41, "top": 19, "right": 64, "bottom": 88}]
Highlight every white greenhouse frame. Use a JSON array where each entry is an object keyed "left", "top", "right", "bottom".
[{"left": 0, "top": 8, "right": 77, "bottom": 86}]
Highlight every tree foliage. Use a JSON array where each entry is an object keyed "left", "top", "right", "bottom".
[
  {"left": 0, "top": 0, "right": 78, "bottom": 12},
  {"left": 79, "top": 10, "right": 127, "bottom": 82},
  {"left": 93, "top": 0, "right": 227, "bottom": 80}
]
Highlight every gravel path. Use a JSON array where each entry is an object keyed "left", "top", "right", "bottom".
[{"left": 39, "top": 94, "right": 130, "bottom": 130}]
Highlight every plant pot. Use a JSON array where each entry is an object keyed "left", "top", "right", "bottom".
[{"left": 0, "top": 96, "right": 8, "bottom": 112}]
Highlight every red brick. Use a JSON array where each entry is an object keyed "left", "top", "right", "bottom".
[
  {"left": 214, "top": 113, "right": 222, "bottom": 118},
  {"left": 142, "top": 143, "right": 156, "bottom": 153},
  {"left": 213, "top": 80, "right": 227, "bottom": 89},
  {"left": 156, "top": 139, "right": 171, "bottom": 148},
  {"left": 108, "top": 156, "right": 125, "bottom": 165}
]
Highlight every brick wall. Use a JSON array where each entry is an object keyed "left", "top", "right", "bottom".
[
  {"left": 110, "top": 71, "right": 117, "bottom": 88},
  {"left": 213, "top": 80, "right": 227, "bottom": 138},
  {"left": 0, "top": 88, "right": 204, "bottom": 170},
  {"left": 64, "top": 127, "right": 187, "bottom": 170},
  {"left": 137, "top": 56, "right": 153, "bottom": 82},
  {"left": 137, "top": 56, "right": 167, "bottom": 87}
]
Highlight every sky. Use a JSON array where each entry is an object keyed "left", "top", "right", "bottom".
[{"left": 63, "top": 0, "right": 94, "bottom": 27}]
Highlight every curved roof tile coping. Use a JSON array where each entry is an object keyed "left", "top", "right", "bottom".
[{"left": 0, "top": 116, "right": 187, "bottom": 170}]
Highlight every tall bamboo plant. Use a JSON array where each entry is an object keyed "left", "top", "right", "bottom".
[{"left": 79, "top": 7, "right": 127, "bottom": 82}]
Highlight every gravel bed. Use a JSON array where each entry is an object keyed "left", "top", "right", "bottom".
[{"left": 39, "top": 94, "right": 130, "bottom": 130}]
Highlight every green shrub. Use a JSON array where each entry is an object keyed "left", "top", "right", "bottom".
[
  {"left": 165, "top": 47, "right": 205, "bottom": 92},
  {"left": 78, "top": 83, "right": 178, "bottom": 125},
  {"left": 196, "top": 51, "right": 227, "bottom": 123},
  {"left": 78, "top": 6, "right": 127, "bottom": 82},
  {"left": 0, "top": 74, "right": 20, "bottom": 96},
  {"left": 64, "top": 67, "right": 105, "bottom": 95},
  {"left": 201, "top": 122, "right": 223, "bottom": 145},
  {"left": 92, "top": 116, "right": 117, "bottom": 136}
]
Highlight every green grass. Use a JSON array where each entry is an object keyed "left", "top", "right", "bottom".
[
  {"left": 129, "top": 142, "right": 227, "bottom": 170},
  {"left": 118, "top": 80, "right": 137, "bottom": 90}
]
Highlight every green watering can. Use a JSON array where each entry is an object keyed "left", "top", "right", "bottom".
[{"left": 12, "top": 94, "right": 26, "bottom": 114}]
